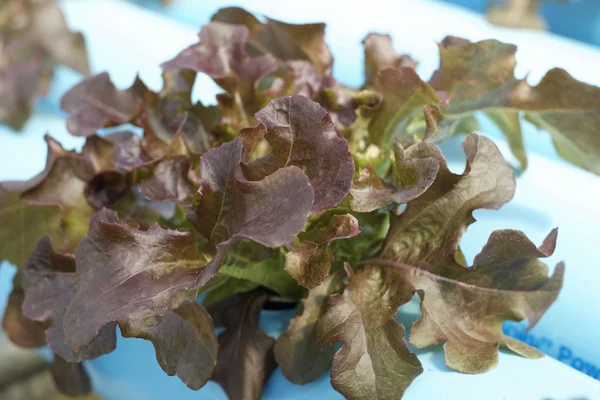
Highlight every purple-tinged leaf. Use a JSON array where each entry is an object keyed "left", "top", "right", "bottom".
[
  {"left": 244, "top": 95, "right": 354, "bottom": 212},
  {"left": 113, "top": 134, "right": 157, "bottom": 170},
  {"left": 82, "top": 134, "right": 131, "bottom": 173},
  {"left": 285, "top": 60, "right": 328, "bottom": 98},
  {"left": 372, "top": 229, "right": 564, "bottom": 373},
  {"left": 320, "top": 82, "right": 360, "bottom": 129},
  {"left": 512, "top": 68, "right": 600, "bottom": 175},
  {"left": 166, "top": 22, "right": 277, "bottom": 84},
  {"left": 138, "top": 294, "right": 218, "bottom": 390},
  {"left": 421, "top": 104, "right": 444, "bottom": 141},
  {"left": 31, "top": 0, "right": 89, "bottom": 74},
  {"left": 161, "top": 68, "right": 196, "bottom": 97},
  {"left": 62, "top": 208, "right": 205, "bottom": 352},
  {"left": 285, "top": 214, "right": 359, "bottom": 288},
  {"left": 212, "top": 7, "right": 333, "bottom": 74},
  {"left": 22, "top": 235, "right": 117, "bottom": 362},
  {"left": 316, "top": 265, "right": 423, "bottom": 399},
  {"left": 14, "top": 134, "right": 131, "bottom": 211},
  {"left": 81, "top": 134, "right": 137, "bottom": 210},
  {"left": 113, "top": 130, "right": 199, "bottom": 205},
  {"left": 274, "top": 270, "right": 344, "bottom": 384},
  {"left": 45, "top": 208, "right": 219, "bottom": 388},
  {"left": 259, "top": 19, "right": 333, "bottom": 75},
  {"left": 61, "top": 73, "right": 149, "bottom": 137},
  {"left": 137, "top": 156, "right": 196, "bottom": 205},
  {"left": 282, "top": 62, "right": 358, "bottom": 130},
  {"left": 429, "top": 38, "right": 518, "bottom": 110},
  {"left": 382, "top": 134, "right": 515, "bottom": 266},
  {"left": 372, "top": 134, "right": 559, "bottom": 373},
  {"left": 0, "top": 54, "right": 48, "bottom": 130},
  {"left": 163, "top": 22, "right": 277, "bottom": 97},
  {"left": 208, "top": 291, "right": 276, "bottom": 400},
  {"left": 188, "top": 138, "right": 314, "bottom": 287},
  {"left": 163, "top": 22, "right": 277, "bottom": 130},
  {"left": 145, "top": 74, "right": 220, "bottom": 155},
  {"left": 112, "top": 128, "right": 179, "bottom": 171},
  {"left": 427, "top": 37, "right": 528, "bottom": 166},
  {"left": 50, "top": 356, "right": 91, "bottom": 397},
  {"left": 113, "top": 119, "right": 204, "bottom": 179},
  {"left": 210, "top": 7, "right": 263, "bottom": 36},
  {"left": 2, "top": 285, "right": 46, "bottom": 348},
  {"left": 349, "top": 165, "right": 390, "bottom": 212},
  {"left": 0, "top": 0, "right": 88, "bottom": 130},
  {"left": 363, "top": 33, "right": 417, "bottom": 87},
  {"left": 7, "top": 135, "right": 93, "bottom": 207},
  {"left": 426, "top": 37, "right": 600, "bottom": 174},
  {"left": 84, "top": 171, "right": 131, "bottom": 209}
]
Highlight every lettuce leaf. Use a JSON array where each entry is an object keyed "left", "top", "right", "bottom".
[
  {"left": 22, "top": 235, "right": 116, "bottom": 362},
  {"left": 316, "top": 265, "right": 423, "bottom": 399},
  {"left": 373, "top": 229, "right": 563, "bottom": 373},
  {"left": 274, "top": 270, "right": 344, "bottom": 384},
  {"left": 208, "top": 291, "right": 276, "bottom": 400},
  {"left": 285, "top": 214, "right": 359, "bottom": 288},
  {"left": 243, "top": 95, "right": 354, "bottom": 212},
  {"left": 187, "top": 137, "right": 314, "bottom": 287},
  {"left": 350, "top": 141, "right": 439, "bottom": 212}
]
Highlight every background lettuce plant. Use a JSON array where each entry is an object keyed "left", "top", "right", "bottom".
[
  {"left": 2, "top": 6, "right": 598, "bottom": 399},
  {"left": 0, "top": 0, "right": 89, "bottom": 130}
]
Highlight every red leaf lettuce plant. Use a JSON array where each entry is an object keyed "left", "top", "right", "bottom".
[{"left": 3, "top": 6, "right": 598, "bottom": 400}]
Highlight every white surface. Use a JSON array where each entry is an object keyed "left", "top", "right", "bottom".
[{"left": 0, "top": 0, "right": 599, "bottom": 398}]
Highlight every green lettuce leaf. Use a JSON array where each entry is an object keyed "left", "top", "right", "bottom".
[
  {"left": 350, "top": 141, "right": 439, "bottom": 212},
  {"left": 219, "top": 241, "right": 303, "bottom": 297},
  {"left": 0, "top": 136, "right": 95, "bottom": 269},
  {"left": 285, "top": 214, "right": 359, "bottom": 288}
]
